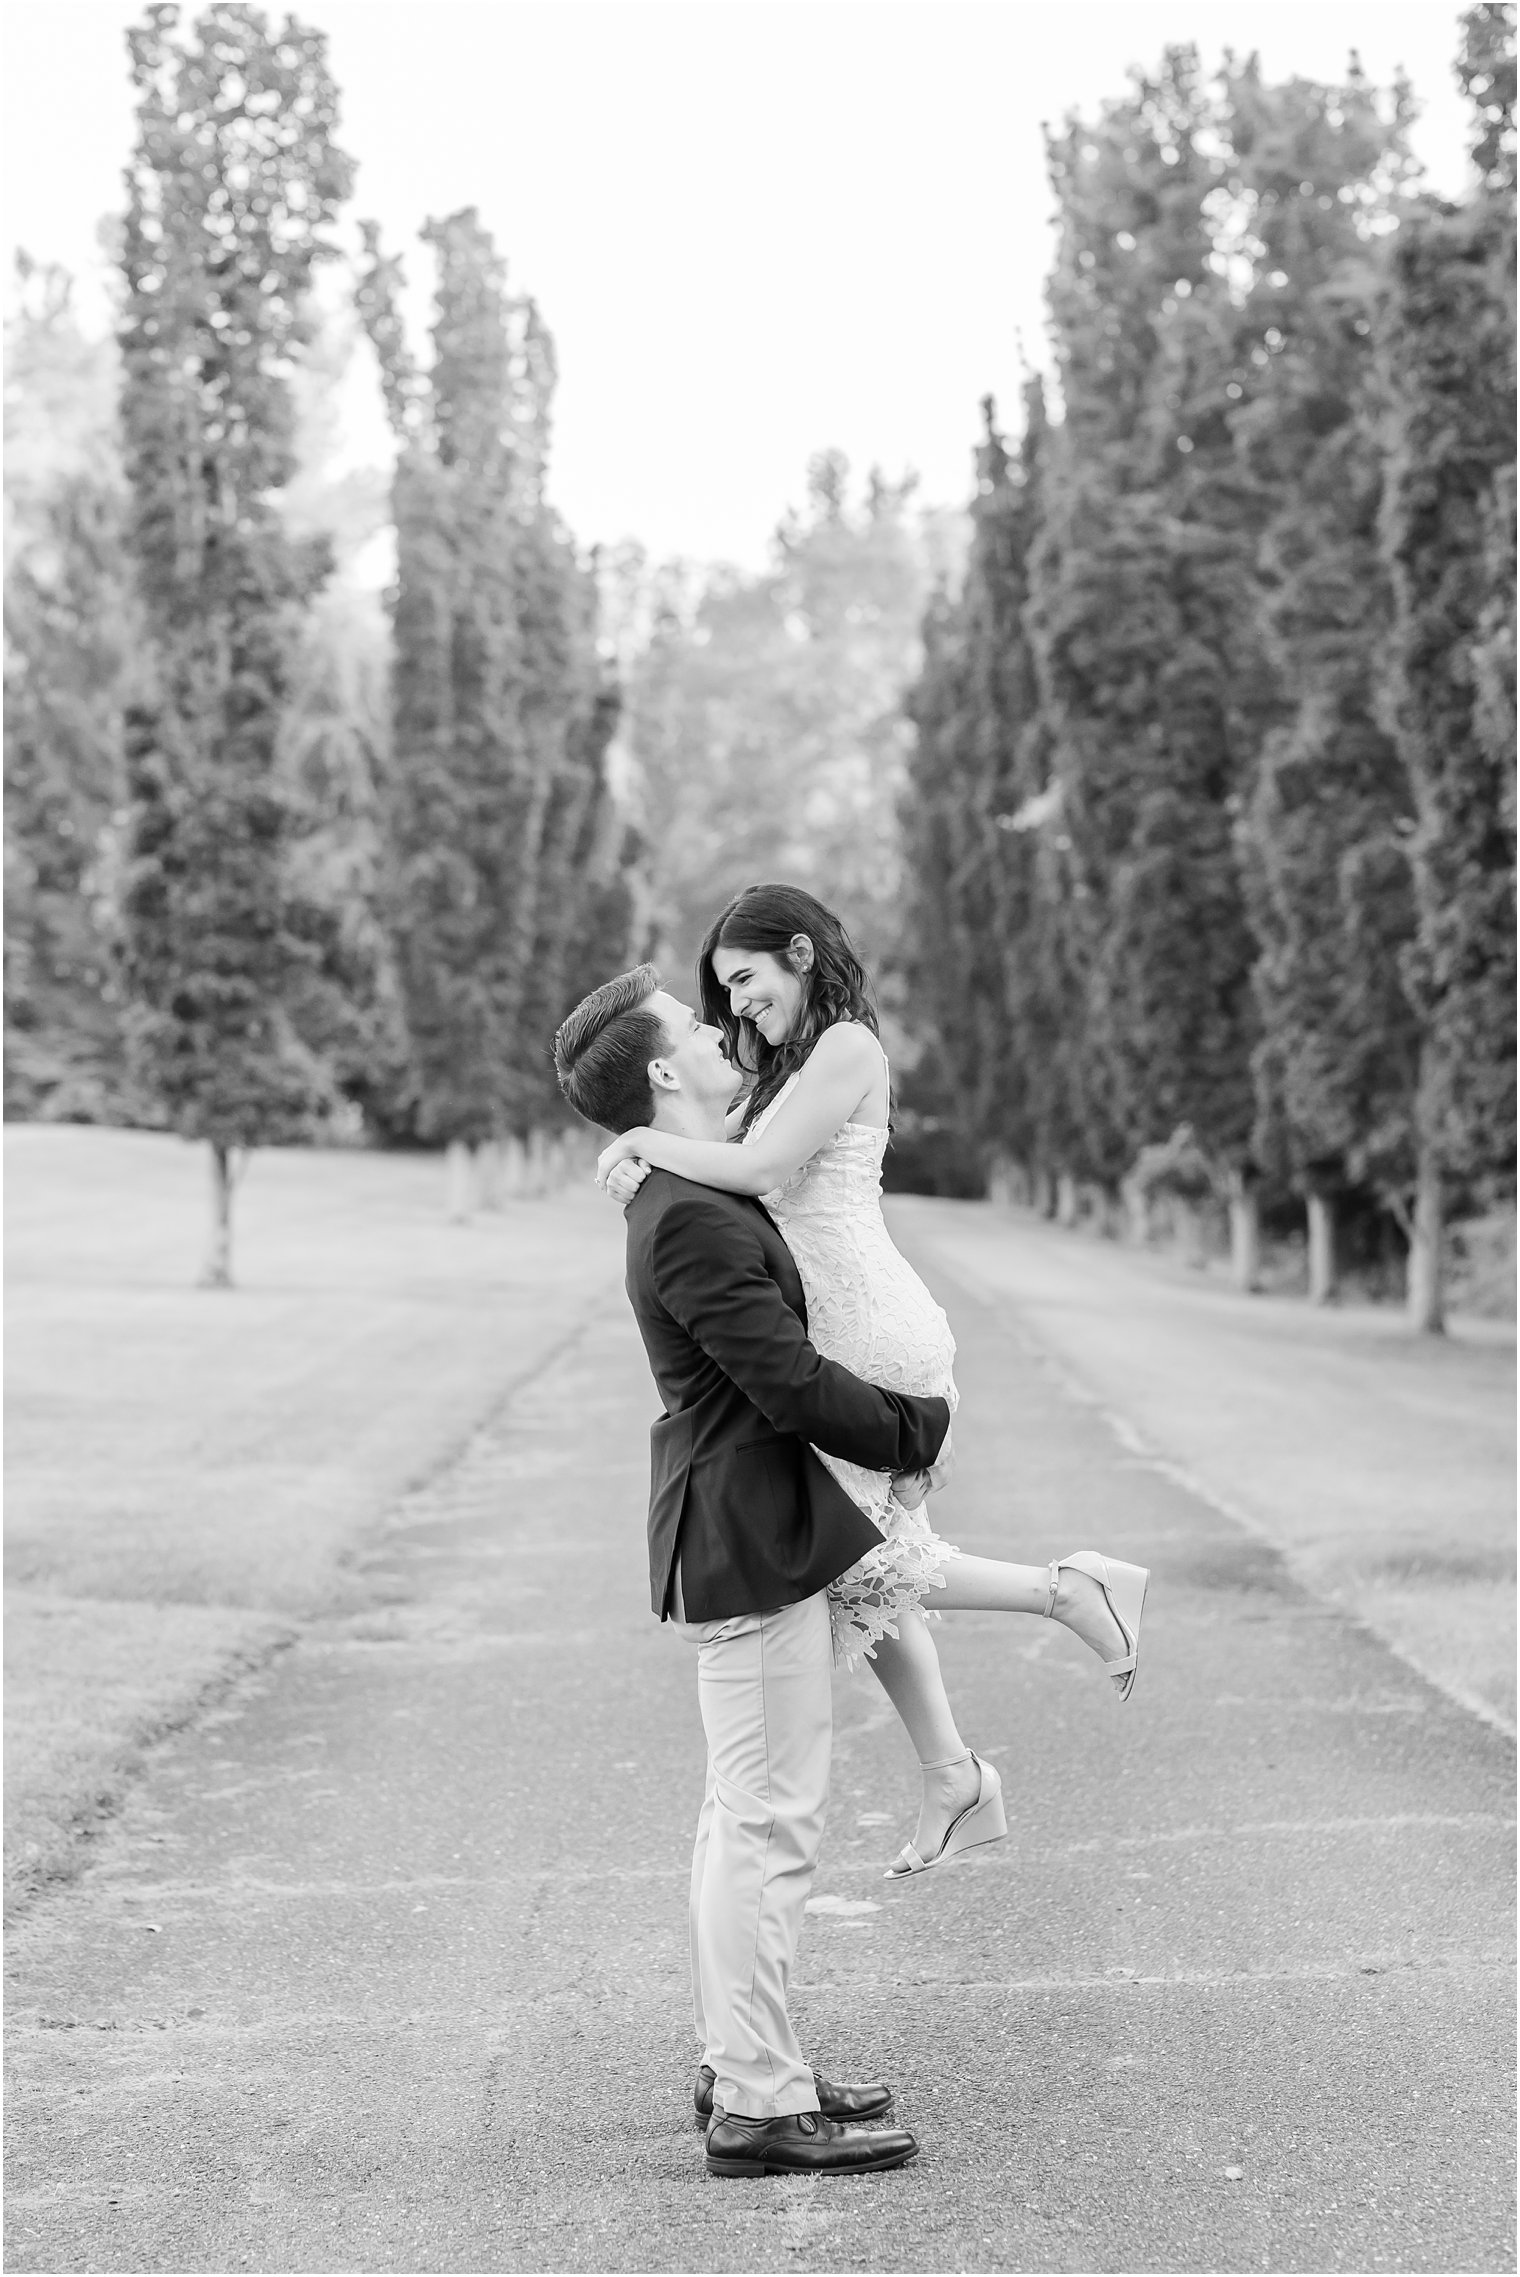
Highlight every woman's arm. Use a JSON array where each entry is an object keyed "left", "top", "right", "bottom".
[
  {"left": 597, "top": 1024, "right": 884, "bottom": 1198},
  {"left": 598, "top": 1099, "right": 746, "bottom": 1208}
]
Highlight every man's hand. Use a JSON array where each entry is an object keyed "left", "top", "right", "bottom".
[
  {"left": 603, "top": 1156, "right": 650, "bottom": 1209},
  {"left": 893, "top": 1426, "right": 953, "bottom": 1509},
  {"left": 926, "top": 1426, "right": 954, "bottom": 1491}
]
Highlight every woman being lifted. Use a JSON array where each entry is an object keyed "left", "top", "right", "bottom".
[{"left": 598, "top": 882, "right": 1148, "bottom": 1878}]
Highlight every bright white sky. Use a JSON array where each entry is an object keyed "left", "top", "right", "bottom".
[{"left": 4, "top": 1, "right": 1473, "bottom": 568}]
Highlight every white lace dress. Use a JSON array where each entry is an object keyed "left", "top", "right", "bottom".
[{"left": 744, "top": 1075, "right": 961, "bottom": 1666}]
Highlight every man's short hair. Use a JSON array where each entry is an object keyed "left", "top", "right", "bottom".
[{"left": 554, "top": 962, "right": 670, "bottom": 1133}]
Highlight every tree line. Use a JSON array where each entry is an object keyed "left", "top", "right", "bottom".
[
  {"left": 5, "top": 5, "right": 1513, "bottom": 1320},
  {"left": 5, "top": 3, "right": 633, "bottom": 1277},
  {"left": 899, "top": 10, "right": 1516, "bottom": 1329}
]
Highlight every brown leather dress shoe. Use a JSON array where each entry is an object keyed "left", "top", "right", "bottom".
[
  {"left": 695, "top": 2064, "right": 893, "bottom": 2127},
  {"left": 706, "top": 2109, "right": 918, "bottom": 2178}
]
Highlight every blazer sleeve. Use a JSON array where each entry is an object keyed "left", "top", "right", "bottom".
[{"left": 651, "top": 1190, "right": 949, "bottom": 1475}]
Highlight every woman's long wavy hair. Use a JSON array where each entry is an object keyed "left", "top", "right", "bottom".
[{"left": 698, "top": 884, "right": 881, "bottom": 1130}]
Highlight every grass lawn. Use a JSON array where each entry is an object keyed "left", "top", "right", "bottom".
[{"left": 4, "top": 1125, "right": 625, "bottom": 1914}]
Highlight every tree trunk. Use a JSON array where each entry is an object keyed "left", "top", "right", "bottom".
[
  {"left": 200, "top": 1141, "right": 234, "bottom": 1288},
  {"left": 527, "top": 1127, "right": 551, "bottom": 1196},
  {"left": 477, "top": 1139, "right": 505, "bottom": 1211},
  {"left": 1177, "top": 1200, "right": 1208, "bottom": 1270},
  {"left": 1227, "top": 1173, "right": 1260, "bottom": 1293},
  {"left": 1306, "top": 1191, "right": 1337, "bottom": 1305},
  {"left": 1032, "top": 1167, "right": 1055, "bottom": 1219},
  {"left": 1055, "top": 1171, "right": 1078, "bottom": 1227},
  {"left": 1124, "top": 1182, "right": 1152, "bottom": 1247},
  {"left": 1000, "top": 1157, "right": 1035, "bottom": 1208},
  {"left": 446, "top": 1139, "right": 475, "bottom": 1223},
  {"left": 1405, "top": 1147, "right": 1446, "bottom": 1334}
]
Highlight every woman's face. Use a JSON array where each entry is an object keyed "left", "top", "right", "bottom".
[{"left": 711, "top": 942, "right": 807, "bottom": 1049}]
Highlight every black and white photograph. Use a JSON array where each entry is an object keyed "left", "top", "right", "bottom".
[{"left": 3, "top": 0, "right": 1515, "bottom": 2269}]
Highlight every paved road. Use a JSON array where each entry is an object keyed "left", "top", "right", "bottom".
[
  {"left": 6, "top": 1216, "right": 1515, "bottom": 2273},
  {"left": 892, "top": 1200, "right": 1516, "bottom": 1733}
]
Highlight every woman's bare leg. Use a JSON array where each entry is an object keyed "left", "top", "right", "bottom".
[
  {"left": 867, "top": 1613, "right": 981, "bottom": 1857},
  {"left": 862, "top": 1552, "right": 1134, "bottom": 1860},
  {"left": 934, "top": 1553, "right": 1129, "bottom": 1664}
]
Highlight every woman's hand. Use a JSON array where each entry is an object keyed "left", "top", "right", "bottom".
[
  {"left": 596, "top": 1130, "right": 648, "bottom": 1189},
  {"left": 604, "top": 1157, "right": 650, "bottom": 1209},
  {"left": 891, "top": 1468, "right": 932, "bottom": 1511}
]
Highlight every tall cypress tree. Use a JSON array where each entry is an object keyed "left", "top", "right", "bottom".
[
  {"left": 1377, "top": 1, "right": 1517, "bottom": 1328},
  {"left": 901, "top": 385, "right": 1075, "bottom": 1196},
  {"left": 901, "top": 409, "right": 1003, "bottom": 1152},
  {"left": 899, "top": 576, "right": 996, "bottom": 1160},
  {"left": 1226, "top": 65, "right": 1424, "bottom": 1302},
  {"left": 358, "top": 210, "right": 621, "bottom": 1206},
  {"left": 1033, "top": 50, "right": 1265, "bottom": 1266},
  {"left": 359, "top": 210, "right": 531, "bottom": 1185},
  {"left": 116, "top": 3, "right": 354, "bottom": 1284}
]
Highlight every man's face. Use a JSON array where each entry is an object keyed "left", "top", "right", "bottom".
[{"left": 647, "top": 990, "right": 739, "bottom": 1112}]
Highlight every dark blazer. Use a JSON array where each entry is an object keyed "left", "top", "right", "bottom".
[{"left": 624, "top": 1167, "right": 950, "bottom": 1624}]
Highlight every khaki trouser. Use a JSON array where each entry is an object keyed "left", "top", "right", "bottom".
[{"left": 672, "top": 1591, "right": 832, "bottom": 2120}]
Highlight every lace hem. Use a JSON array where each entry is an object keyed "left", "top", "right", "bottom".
[{"left": 827, "top": 1496, "right": 961, "bottom": 1670}]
